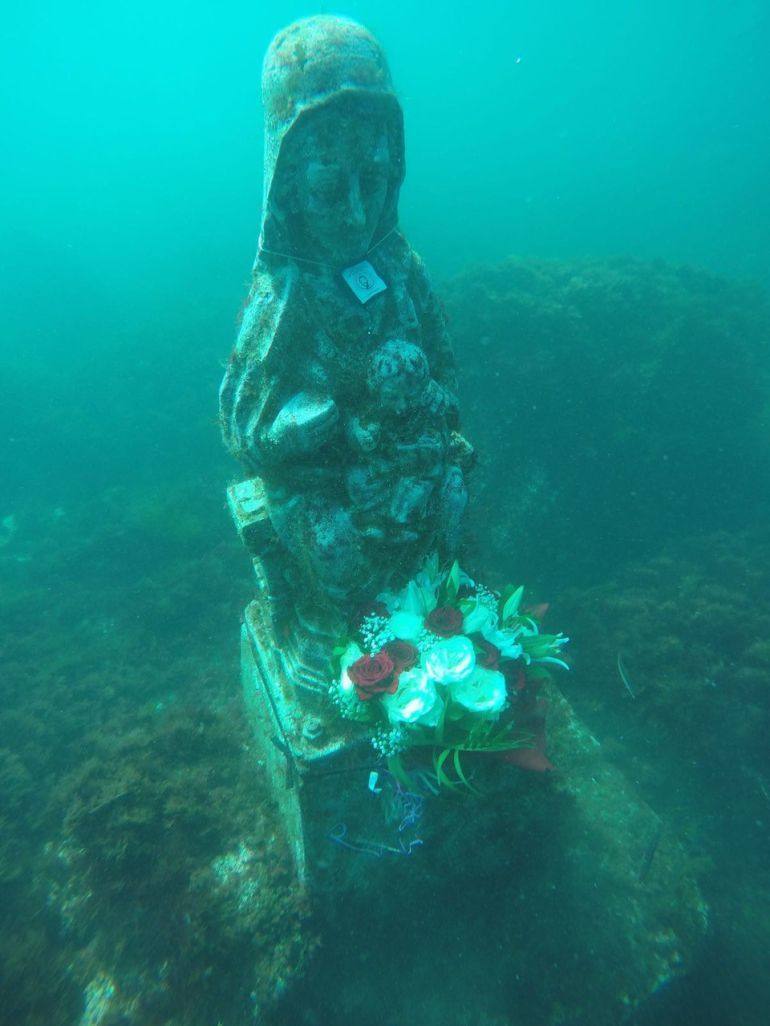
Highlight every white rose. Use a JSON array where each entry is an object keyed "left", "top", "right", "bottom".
[
  {"left": 423, "top": 635, "right": 476, "bottom": 684},
  {"left": 383, "top": 669, "right": 443, "bottom": 728},
  {"left": 388, "top": 610, "right": 424, "bottom": 641},
  {"left": 450, "top": 666, "right": 507, "bottom": 717}
]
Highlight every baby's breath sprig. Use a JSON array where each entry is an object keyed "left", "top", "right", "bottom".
[
  {"left": 328, "top": 678, "right": 373, "bottom": 724},
  {"left": 371, "top": 724, "right": 407, "bottom": 757},
  {"left": 359, "top": 613, "right": 394, "bottom": 654},
  {"left": 474, "top": 584, "right": 500, "bottom": 613},
  {"left": 414, "top": 627, "right": 437, "bottom": 653}
]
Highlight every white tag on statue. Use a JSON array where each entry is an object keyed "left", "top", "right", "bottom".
[{"left": 341, "top": 260, "right": 387, "bottom": 304}]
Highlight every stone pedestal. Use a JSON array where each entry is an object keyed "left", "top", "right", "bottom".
[{"left": 239, "top": 596, "right": 368, "bottom": 884}]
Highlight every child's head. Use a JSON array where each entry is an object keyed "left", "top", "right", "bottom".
[{"left": 367, "top": 339, "right": 429, "bottom": 414}]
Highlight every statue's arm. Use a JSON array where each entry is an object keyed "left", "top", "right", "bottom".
[{"left": 219, "top": 275, "right": 338, "bottom": 472}]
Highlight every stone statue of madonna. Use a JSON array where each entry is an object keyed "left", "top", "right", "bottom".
[{"left": 220, "top": 15, "right": 471, "bottom": 629}]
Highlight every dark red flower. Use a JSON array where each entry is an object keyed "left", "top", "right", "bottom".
[
  {"left": 425, "top": 605, "right": 464, "bottom": 638},
  {"left": 473, "top": 636, "right": 501, "bottom": 670},
  {"left": 386, "top": 640, "right": 419, "bottom": 672},
  {"left": 501, "top": 662, "right": 527, "bottom": 692},
  {"left": 349, "top": 651, "right": 397, "bottom": 701}
]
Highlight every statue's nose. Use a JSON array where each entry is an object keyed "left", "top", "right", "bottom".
[{"left": 345, "top": 174, "right": 367, "bottom": 228}]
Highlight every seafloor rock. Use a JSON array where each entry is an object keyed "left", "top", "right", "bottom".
[
  {"left": 445, "top": 256, "right": 770, "bottom": 587},
  {"left": 49, "top": 700, "right": 314, "bottom": 1026},
  {"left": 552, "top": 525, "right": 770, "bottom": 1026},
  {"left": 557, "top": 526, "right": 770, "bottom": 781},
  {"left": 536, "top": 684, "right": 708, "bottom": 1018}
]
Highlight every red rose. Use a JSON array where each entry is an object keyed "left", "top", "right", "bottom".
[
  {"left": 471, "top": 635, "right": 501, "bottom": 670},
  {"left": 349, "top": 652, "right": 397, "bottom": 701},
  {"left": 386, "top": 640, "right": 419, "bottom": 672},
  {"left": 425, "top": 605, "right": 464, "bottom": 638}
]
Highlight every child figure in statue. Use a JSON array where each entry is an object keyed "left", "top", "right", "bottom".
[
  {"left": 220, "top": 15, "right": 471, "bottom": 617},
  {"left": 349, "top": 337, "right": 460, "bottom": 545}
]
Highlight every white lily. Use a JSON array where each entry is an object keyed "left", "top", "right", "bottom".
[
  {"left": 457, "top": 565, "right": 475, "bottom": 590},
  {"left": 481, "top": 625, "right": 523, "bottom": 660},
  {"left": 413, "top": 552, "right": 443, "bottom": 596},
  {"left": 462, "top": 598, "right": 498, "bottom": 635},
  {"left": 404, "top": 577, "right": 437, "bottom": 616}
]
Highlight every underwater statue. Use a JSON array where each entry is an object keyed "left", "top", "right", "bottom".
[
  {"left": 214, "top": 26, "right": 707, "bottom": 1019},
  {"left": 220, "top": 15, "right": 472, "bottom": 623}
]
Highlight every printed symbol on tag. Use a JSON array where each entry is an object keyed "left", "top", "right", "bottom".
[{"left": 341, "top": 259, "right": 387, "bottom": 304}]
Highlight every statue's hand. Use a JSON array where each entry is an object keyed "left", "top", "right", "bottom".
[
  {"left": 423, "top": 379, "right": 451, "bottom": 418},
  {"left": 266, "top": 392, "right": 339, "bottom": 456},
  {"left": 345, "top": 415, "right": 381, "bottom": 453}
]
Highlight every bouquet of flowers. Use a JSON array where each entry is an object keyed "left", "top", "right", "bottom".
[{"left": 329, "top": 555, "right": 569, "bottom": 792}]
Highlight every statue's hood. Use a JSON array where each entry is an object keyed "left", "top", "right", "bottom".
[{"left": 259, "top": 15, "right": 405, "bottom": 259}]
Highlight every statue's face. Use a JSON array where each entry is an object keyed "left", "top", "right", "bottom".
[
  {"left": 368, "top": 339, "right": 429, "bottom": 414},
  {"left": 286, "top": 103, "right": 393, "bottom": 264}
]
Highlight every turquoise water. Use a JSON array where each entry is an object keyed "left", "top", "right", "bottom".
[
  {"left": 3, "top": 1, "right": 768, "bottom": 508},
  {"left": 1, "top": 3, "right": 769, "bottom": 1025}
]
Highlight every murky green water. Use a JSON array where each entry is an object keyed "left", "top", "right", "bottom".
[{"left": 1, "top": 4, "right": 768, "bottom": 1025}]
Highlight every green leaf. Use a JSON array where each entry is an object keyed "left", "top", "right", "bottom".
[
  {"left": 438, "top": 559, "right": 462, "bottom": 606},
  {"left": 497, "top": 584, "right": 517, "bottom": 617},
  {"left": 434, "top": 748, "right": 460, "bottom": 791},
  {"left": 434, "top": 696, "right": 448, "bottom": 745},
  {"left": 447, "top": 560, "right": 461, "bottom": 602},
  {"left": 501, "top": 585, "right": 525, "bottom": 623},
  {"left": 453, "top": 748, "right": 480, "bottom": 794}
]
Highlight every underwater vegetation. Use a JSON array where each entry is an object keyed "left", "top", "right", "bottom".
[
  {"left": 56, "top": 699, "right": 313, "bottom": 1024},
  {"left": 447, "top": 256, "right": 770, "bottom": 588},
  {"left": 561, "top": 526, "right": 770, "bottom": 771},
  {"left": 556, "top": 525, "right": 770, "bottom": 1026},
  {"left": 0, "top": 489, "right": 313, "bottom": 1025}
]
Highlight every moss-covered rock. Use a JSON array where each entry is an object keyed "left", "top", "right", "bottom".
[
  {"left": 553, "top": 526, "right": 770, "bottom": 1025},
  {"left": 54, "top": 700, "right": 314, "bottom": 1025},
  {"left": 0, "top": 492, "right": 313, "bottom": 1025},
  {"left": 446, "top": 257, "right": 770, "bottom": 587}
]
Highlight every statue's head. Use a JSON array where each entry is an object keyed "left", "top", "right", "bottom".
[
  {"left": 258, "top": 16, "right": 405, "bottom": 266},
  {"left": 368, "top": 339, "right": 430, "bottom": 415}
]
